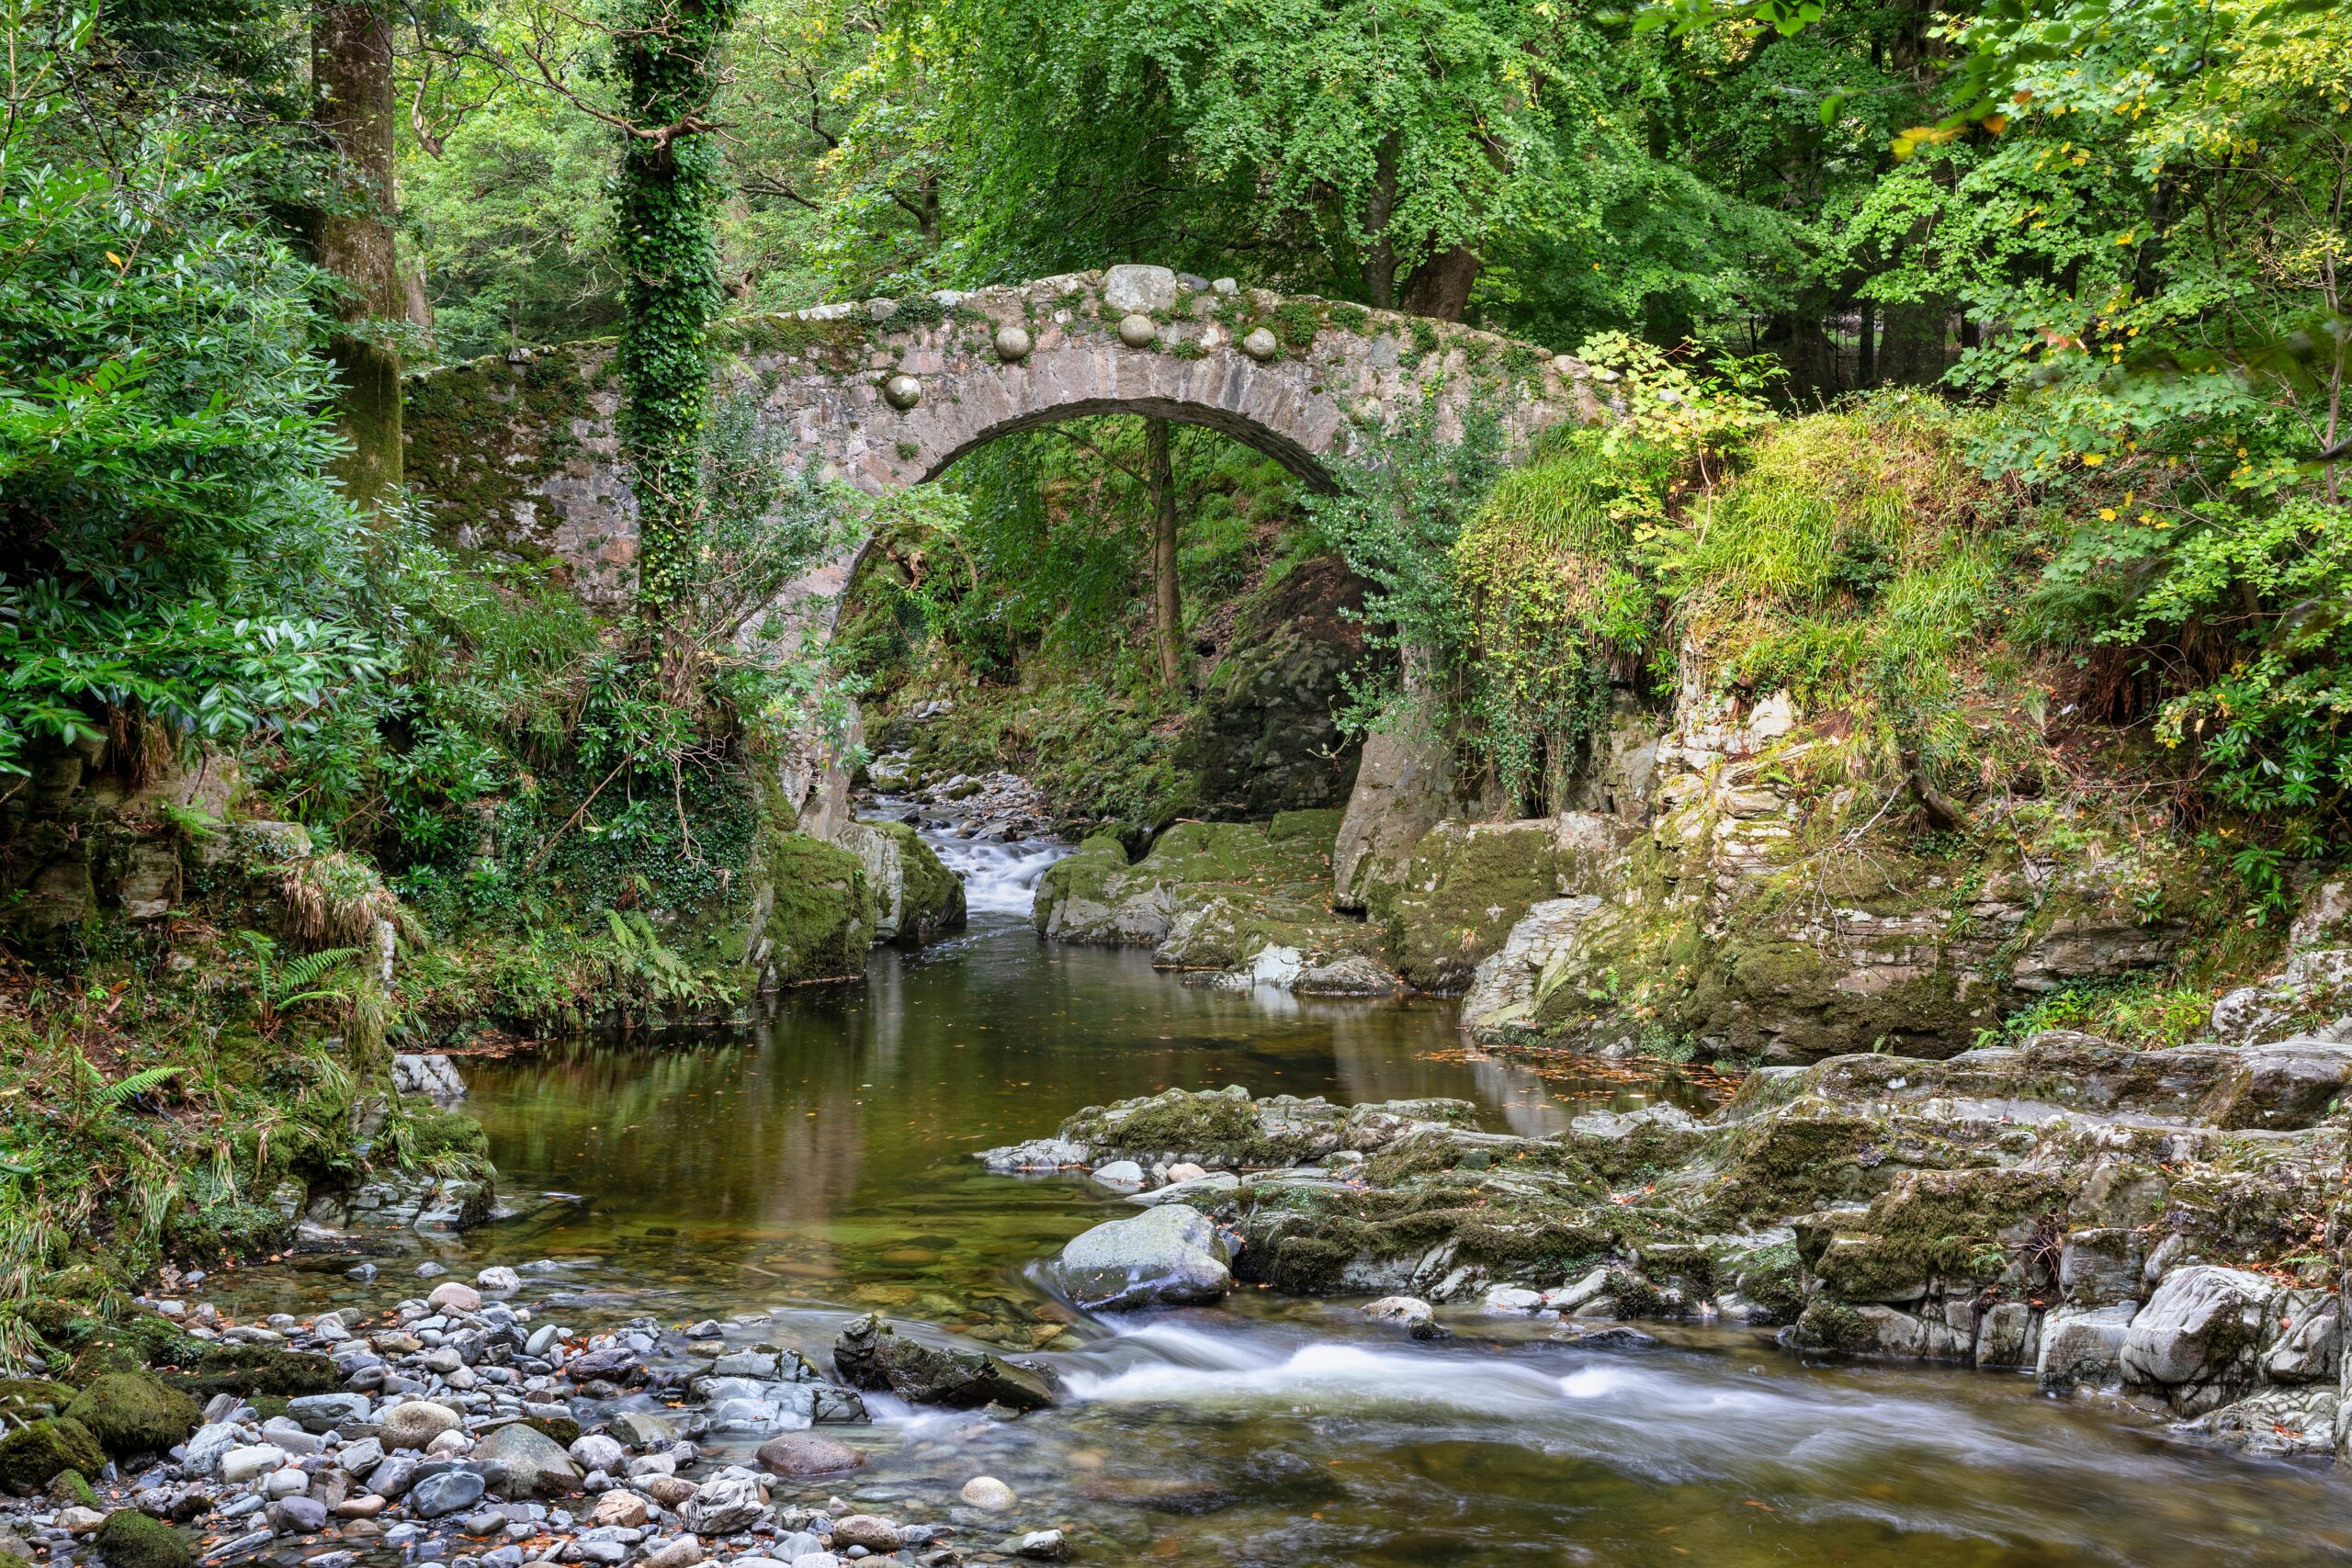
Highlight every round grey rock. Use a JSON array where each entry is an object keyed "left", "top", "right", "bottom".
[
  {"left": 993, "top": 325, "right": 1032, "bottom": 361},
  {"left": 1239, "top": 327, "right": 1278, "bottom": 361},
  {"left": 1057, "top": 1202, "right": 1231, "bottom": 1308},
  {"left": 884, "top": 374, "right": 922, "bottom": 410},
  {"left": 1116, "top": 312, "right": 1159, "bottom": 348},
  {"left": 754, "top": 1432, "right": 863, "bottom": 1477}
]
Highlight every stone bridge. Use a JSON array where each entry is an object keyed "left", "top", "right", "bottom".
[{"left": 404, "top": 265, "right": 1602, "bottom": 618}]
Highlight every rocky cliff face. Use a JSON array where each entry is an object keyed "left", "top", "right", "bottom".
[
  {"left": 1452, "top": 687, "right": 2212, "bottom": 1062},
  {"left": 1171, "top": 557, "right": 1378, "bottom": 818},
  {"left": 1036, "top": 671, "right": 2223, "bottom": 1064}
]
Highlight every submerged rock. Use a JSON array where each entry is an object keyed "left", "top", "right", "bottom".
[
  {"left": 831, "top": 1314, "right": 1057, "bottom": 1410},
  {"left": 1057, "top": 1204, "right": 1232, "bottom": 1308}
]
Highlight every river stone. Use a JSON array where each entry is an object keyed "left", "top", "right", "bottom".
[
  {"left": 2038, "top": 1303, "right": 2137, "bottom": 1390},
  {"left": 1484, "top": 1286, "right": 1545, "bottom": 1314},
  {"left": 1057, "top": 1203, "right": 1230, "bottom": 1308},
  {"left": 568, "top": 1434, "right": 625, "bottom": 1474},
  {"left": 426, "top": 1280, "right": 481, "bottom": 1314},
  {"left": 287, "top": 1393, "right": 371, "bottom": 1434},
  {"left": 473, "top": 1422, "right": 580, "bottom": 1497},
  {"left": 831, "top": 1516, "right": 899, "bottom": 1552},
  {"left": 679, "top": 1472, "right": 764, "bottom": 1535},
  {"left": 753, "top": 1433, "right": 862, "bottom": 1477},
  {"left": 2121, "top": 1267, "right": 2275, "bottom": 1389},
  {"left": 407, "top": 1469, "right": 485, "bottom": 1518},
  {"left": 1015, "top": 1529, "right": 1067, "bottom": 1560},
  {"left": 379, "top": 1401, "right": 462, "bottom": 1450},
  {"left": 218, "top": 1445, "right": 287, "bottom": 1484},
  {"left": 607, "top": 1411, "right": 676, "bottom": 1448},
  {"left": 1163, "top": 1162, "right": 1207, "bottom": 1183},
  {"left": 831, "top": 1315, "right": 1057, "bottom": 1410},
  {"left": 978, "top": 1138, "right": 1088, "bottom": 1172},
  {"left": 2264, "top": 1292, "right": 2342, "bottom": 1382},
  {"left": 959, "top": 1476, "right": 1014, "bottom": 1511},
  {"left": 1363, "top": 1297, "right": 1432, "bottom": 1327},
  {"left": 1102, "top": 265, "right": 1177, "bottom": 315},
  {"left": 476, "top": 1267, "right": 522, "bottom": 1293},
  {"left": 1088, "top": 1160, "right": 1146, "bottom": 1191},
  {"left": 266, "top": 1496, "right": 326, "bottom": 1534},
  {"left": 584, "top": 1490, "right": 648, "bottom": 1529},
  {"left": 181, "top": 1422, "right": 244, "bottom": 1478}
]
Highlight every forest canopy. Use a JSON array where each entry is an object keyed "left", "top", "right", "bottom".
[{"left": 0, "top": 0, "right": 2346, "bottom": 854}]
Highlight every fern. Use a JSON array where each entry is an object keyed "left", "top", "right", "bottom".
[{"left": 99, "top": 1066, "right": 184, "bottom": 1108}]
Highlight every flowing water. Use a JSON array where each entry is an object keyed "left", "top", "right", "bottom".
[{"left": 234, "top": 822, "right": 2352, "bottom": 1566}]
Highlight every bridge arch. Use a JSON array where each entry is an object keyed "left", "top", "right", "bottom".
[{"left": 404, "top": 265, "right": 1602, "bottom": 617}]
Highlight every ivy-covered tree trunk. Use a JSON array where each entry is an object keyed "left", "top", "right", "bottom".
[
  {"left": 311, "top": 3, "right": 402, "bottom": 509},
  {"left": 615, "top": 0, "right": 741, "bottom": 691}
]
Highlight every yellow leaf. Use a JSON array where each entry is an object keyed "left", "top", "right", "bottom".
[{"left": 2081, "top": 452, "right": 2106, "bottom": 467}]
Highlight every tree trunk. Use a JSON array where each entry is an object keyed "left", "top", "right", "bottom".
[
  {"left": 615, "top": 0, "right": 741, "bottom": 692},
  {"left": 1146, "top": 419, "right": 1182, "bottom": 690},
  {"left": 1400, "top": 244, "right": 1480, "bottom": 321},
  {"left": 311, "top": 3, "right": 402, "bottom": 510},
  {"left": 1877, "top": 299, "right": 1951, "bottom": 386},
  {"left": 1360, "top": 141, "right": 1400, "bottom": 309}
]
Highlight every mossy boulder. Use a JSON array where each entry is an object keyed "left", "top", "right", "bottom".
[
  {"left": 93, "top": 1510, "right": 192, "bottom": 1568},
  {"left": 844, "top": 819, "right": 965, "bottom": 945},
  {"left": 1384, "top": 819, "right": 1567, "bottom": 991},
  {"left": 160, "top": 1344, "right": 341, "bottom": 1401},
  {"left": 0, "top": 1380, "right": 75, "bottom": 1421},
  {"left": 1035, "top": 812, "right": 1385, "bottom": 982},
  {"left": 63, "top": 1372, "right": 200, "bottom": 1457},
  {"left": 405, "top": 1102, "right": 490, "bottom": 1163},
  {"left": 748, "top": 832, "right": 876, "bottom": 984},
  {"left": 0, "top": 1417, "right": 103, "bottom": 1493},
  {"left": 162, "top": 1201, "right": 288, "bottom": 1264},
  {"left": 48, "top": 1470, "right": 97, "bottom": 1508}
]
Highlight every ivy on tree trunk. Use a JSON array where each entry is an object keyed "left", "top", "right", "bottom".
[
  {"left": 311, "top": 3, "right": 402, "bottom": 509},
  {"left": 615, "top": 0, "right": 741, "bottom": 688}
]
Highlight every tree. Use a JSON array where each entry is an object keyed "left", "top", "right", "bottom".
[
  {"left": 312, "top": 2, "right": 406, "bottom": 506},
  {"left": 609, "top": 0, "right": 742, "bottom": 687},
  {"left": 0, "top": 16, "right": 380, "bottom": 778}
]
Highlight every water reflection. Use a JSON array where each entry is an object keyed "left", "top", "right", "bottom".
[{"left": 465, "top": 919, "right": 1701, "bottom": 1314}]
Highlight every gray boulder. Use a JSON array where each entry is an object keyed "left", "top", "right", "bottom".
[
  {"left": 1057, "top": 1203, "right": 1230, "bottom": 1309},
  {"left": 407, "top": 1469, "right": 485, "bottom": 1518},
  {"left": 472, "top": 1423, "right": 580, "bottom": 1499},
  {"left": 678, "top": 1473, "right": 763, "bottom": 1535},
  {"left": 285, "top": 1393, "right": 370, "bottom": 1434},
  {"left": 2037, "top": 1303, "right": 2137, "bottom": 1390},
  {"left": 2120, "top": 1268, "right": 2274, "bottom": 1392}
]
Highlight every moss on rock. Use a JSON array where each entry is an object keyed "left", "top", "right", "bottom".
[
  {"left": 63, "top": 1372, "right": 199, "bottom": 1458},
  {"left": 93, "top": 1510, "right": 192, "bottom": 1568},
  {"left": 0, "top": 1381, "right": 75, "bottom": 1421},
  {"left": 753, "top": 833, "right": 876, "bottom": 983},
  {"left": 0, "top": 1417, "right": 103, "bottom": 1493},
  {"left": 1384, "top": 820, "right": 1566, "bottom": 991}
]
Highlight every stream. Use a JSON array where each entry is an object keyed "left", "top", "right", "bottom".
[{"left": 230, "top": 821, "right": 2352, "bottom": 1566}]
